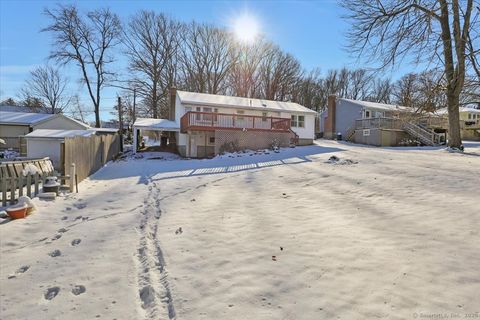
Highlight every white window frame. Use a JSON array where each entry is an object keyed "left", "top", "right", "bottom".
[{"left": 363, "top": 129, "right": 371, "bottom": 136}]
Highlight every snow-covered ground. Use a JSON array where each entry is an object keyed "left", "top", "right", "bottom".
[{"left": 1, "top": 140, "right": 479, "bottom": 319}]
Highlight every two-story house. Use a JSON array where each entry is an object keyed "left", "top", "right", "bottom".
[{"left": 133, "top": 89, "right": 316, "bottom": 157}]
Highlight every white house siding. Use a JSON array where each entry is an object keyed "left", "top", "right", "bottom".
[
  {"left": 33, "top": 116, "right": 88, "bottom": 130},
  {"left": 26, "top": 139, "right": 62, "bottom": 169}
]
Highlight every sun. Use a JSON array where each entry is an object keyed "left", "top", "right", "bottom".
[{"left": 233, "top": 13, "right": 260, "bottom": 44}]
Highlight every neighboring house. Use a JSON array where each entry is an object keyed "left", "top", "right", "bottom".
[
  {"left": 434, "top": 107, "right": 480, "bottom": 141},
  {"left": 133, "top": 89, "right": 316, "bottom": 157},
  {"left": 0, "top": 111, "right": 90, "bottom": 153},
  {"left": 321, "top": 96, "right": 449, "bottom": 146},
  {"left": 0, "top": 105, "right": 61, "bottom": 114}
]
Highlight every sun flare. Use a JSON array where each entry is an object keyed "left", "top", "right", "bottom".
[{"left": 233, "top": 13, "right": 259, "bottom": 43}]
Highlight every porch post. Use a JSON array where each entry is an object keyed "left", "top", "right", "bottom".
[{"left": 133, "top": 126, "right": 137, "bottom": 154}]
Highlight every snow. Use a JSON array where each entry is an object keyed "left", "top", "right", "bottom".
[
  {"left": 21, "top": 163, "right": 39, "bottom": 176},
  {"left": 1, "top": 140, "right": 479, "bottom": 319},
  {"left": 133, "top": 118, "right": 180, "bottom": 131},
  {"left": 0, "top": 111, "right": 53, "bottom": 125},
  {"left": 25, "top": 129, "right": 95, "bottom": 139},
  {"left": 177, "top": 90, "right": 317, "bottom": 114},
  {"left": 338, "top": 98, "right": 409, "bottom": 112}
]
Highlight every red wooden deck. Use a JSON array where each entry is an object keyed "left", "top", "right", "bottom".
[{"left": 180, "top": 111, "right": 291, "bottom": 133}]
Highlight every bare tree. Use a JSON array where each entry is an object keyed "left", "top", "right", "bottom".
[
  {"left": 342, "top": 0, "right": 476, "bottom": 147},
  {"left": 21, "top": 65, "right": 70, "bottom": 114},
  {"left": 227, "top": 39, "right": 271, "bottom": 98},
  {"left": 42, "top": 4, "right": 122, "bottom": 127},
  {"left": 123, "top": 11, "right": 181, "bottom": 118},
  {"left": 179, "top": 22, "right": 237, "bottom": 95},
  {"left": 258, "top": 45, "right": 302, "bottom": 101}
]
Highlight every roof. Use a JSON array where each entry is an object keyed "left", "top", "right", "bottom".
[
  {"left": 435, "top": 107, "right": 480, "bottom": 115},
  {"left": 338, "top": 98, "right": 409, "bottom": 112},
  {"left": 177, "top": 90, "right": 317, "bottom": 114},
  {"left": 0, "top": 111, "right": 90, "bottom": 129},
  {"left": 0, "top": 111, "right": 54, "bottom": 125},
  {"left": 133, "top": 118, "right": 180, "bottom": 131},
  {"left": 0, "top": 105, "right": 61, "bottom": 113},
  {"left": 88, "top": 128, "right": 119, "bottom": 133},
  {"left": 25, "top": 129, "right": 96, "bottom": 139}
]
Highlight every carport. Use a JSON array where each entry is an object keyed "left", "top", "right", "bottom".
[{"left": 132, "top": 118, "right": 180, "bottom": 154}]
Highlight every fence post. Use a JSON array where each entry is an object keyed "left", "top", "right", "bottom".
[
  {"left": 2, "top": 178, "right": 7, "bottom": 207},
  {"left": 34, "top": 174, "right": 39, "bottom": 196},
  {"left": 26, "top": 174, "right": 32, "bottom": 198},
  {"left": 69, "top": 163, "right": 76, "bottom": 193},
  {"left": 10, "top": 178, "right": 16, "bottom": 205}
]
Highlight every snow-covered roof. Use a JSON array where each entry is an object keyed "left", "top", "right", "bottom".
[
  {"left": 25, "top": 129, "right": 96, "bottom": 139},
  {"left": 133, "top": 118, "right": 180, "bottom": 131},
  {"left": 177, "top": 90, "right": 317, "bottom": 114},
  {"left": 435, "top": 107, "right": 480, "bottom": 115},
  {"left": 0, "top": 111, "right": 54, "bottom": 125},
  {"left": 88, "top": 128, "right": 119, "bottom": 133},
  {"left": 0, "top": 111, "right": 90, "bottom": 129},
  {"left": 338, "top": 98, "right": 409, "bottom": 112},
  {"left": 0, "top": 105, "right": 61, "bottom": 113}
]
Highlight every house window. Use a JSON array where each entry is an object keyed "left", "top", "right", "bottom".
[
  {"left": 468, "top": 113, "right": 472, "bottom": 120},
  {"left": 298, "top": 115, "right": 305, "bottom": 128},
  {"left": 209, "top": 137, "right": 215, "bottom": 144},
  {"left": 291, "top": 115, "right": 305, "bottom": 128},
  {"left": 364, "top": 110, "right": 371, "bottom": 118},
  {"left": 363, "top": 129, "right": 370, "bottom": 136}
]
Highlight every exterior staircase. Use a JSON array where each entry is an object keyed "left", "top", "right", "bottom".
[
  {"left": 402, "top": 122, "right": 440, "bottom": 146},
  {"left": 289, "top": 129, "right": 299, "bottom": 145},
  {"left": 345, "top": 126, "right": 355, "bottom": 141}
]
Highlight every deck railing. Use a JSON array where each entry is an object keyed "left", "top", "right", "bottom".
[
  {"left": 355, "top": 117, "right": 404, "bottom": 130},
  {"left": 180, "top": 111, "right": 291, "bottom": 133}
]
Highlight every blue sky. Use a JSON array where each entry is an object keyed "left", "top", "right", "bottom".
[{"left": 0, "top": 0, "right": 418, "bottom": 121}]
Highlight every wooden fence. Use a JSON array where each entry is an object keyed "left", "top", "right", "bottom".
[
  {"left": 0, "top": 157, "right": 55, "bottom": 207},
  {"left": 61, "top": 134, "right": 120, "bottom": 183}
]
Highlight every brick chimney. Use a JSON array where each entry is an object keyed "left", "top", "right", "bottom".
[
  {"left": 169, "top": 87, "right": 177, "bottom": 121},
  {"left": 324, "top": 95, "right": 337, "bottom": 139}
]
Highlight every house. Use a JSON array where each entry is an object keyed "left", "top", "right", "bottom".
[
  {"left": 434, "top": 107, "right": 480, "bottom": 141},
  {"left": 0, "top": 111, "right": 90, "bottom": 153},
  {"left": 24, "top": 129, "right": 118, "bottom": 169},
  {"left": 321, "top": 96, "right": 448, "bottom": 146},
  {"left": 133, "top": 89, "right": 317, "bottom": 157}
]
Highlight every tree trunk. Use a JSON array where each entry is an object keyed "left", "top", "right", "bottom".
[
  {"left": 95, "top": 103, "right": 101, "bottom": 128},
  {"left": 446, "top": 94, "right": 462, "bottom": 147}
]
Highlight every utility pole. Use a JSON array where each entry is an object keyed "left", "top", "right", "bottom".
[
  {"left": 132, "top": 88, "right": 136, "bottom": 125},
  {"left": 118, "top": 96, "right": 124, "bottom": 152}
]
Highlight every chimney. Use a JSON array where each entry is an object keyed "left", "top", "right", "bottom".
[
  {"left": 169, "top": 87, "right": 177, "bottom": 121},
  {"left": 325, "top": 95, "right": 337, "bottom": 139}
]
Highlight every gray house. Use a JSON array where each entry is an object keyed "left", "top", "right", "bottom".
[{"left": 321, "top": 96, "right": 446, "bottom": 146}]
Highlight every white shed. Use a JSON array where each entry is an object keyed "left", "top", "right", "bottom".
[{"left": 25, "top": 129, "right": 95, "bottom": 169}]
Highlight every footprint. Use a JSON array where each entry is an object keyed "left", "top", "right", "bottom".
[
  {"left": 74, "top": 203, "right": 87, "bottom": 209},
  {"left": 71, "top": 285, "right": 86, "bottom": 295},
  {"left": 75, "top": 216, "right": 83, "bottom": 221},
  {"left": 58, "top": 228, "right": 68, "bottom": 233},
  {"left": 44, "top": 287, "right": 60, "bottom": 300},
  {"left": 61, "top": 216, "right": 68, "bottom": 220},
  {"left": 17, "top": 265, "right": 30, "bottom": 273},
  {"left": 66, "top": 207, "right": 72, "bottom": 211},
  {"left": 71, "top": 239, "right": 82, "bottom": 246},
  {"left": 52, "top": 234, "right": 62, "bottom": 241},
  {"left": 48, "top": 250, "right": 61, "bottom": 257}
]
